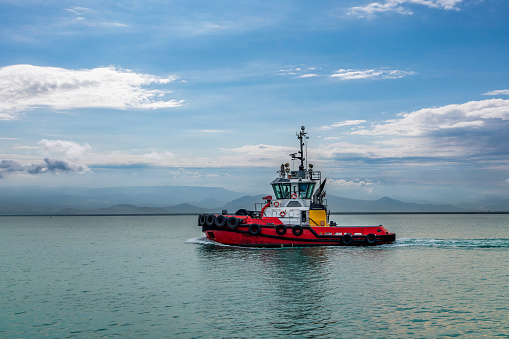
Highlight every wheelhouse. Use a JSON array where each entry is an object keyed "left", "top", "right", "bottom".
[{"left": 271, "top": 179, "right": 316, "bottom": 200}]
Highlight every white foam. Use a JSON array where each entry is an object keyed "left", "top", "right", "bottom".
[{"left": 185, "top": 237, "right": 216, "bottom": 245}]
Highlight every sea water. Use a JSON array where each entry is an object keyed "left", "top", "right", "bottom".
[{"left": 1, "top": 214, "right": 508, "bottom": 338}]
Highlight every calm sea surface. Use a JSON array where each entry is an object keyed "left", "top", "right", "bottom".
[{"left": 1, "top": 214, "right": 508, "bottom": 338}]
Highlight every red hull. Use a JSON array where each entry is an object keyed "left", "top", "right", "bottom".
[{"left": 199, "top": 215, "right": 396, "bottom": 247}]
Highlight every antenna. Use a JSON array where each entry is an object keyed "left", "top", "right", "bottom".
[{"left": 289, "top": 126, "right": 307, "bottom": 172}]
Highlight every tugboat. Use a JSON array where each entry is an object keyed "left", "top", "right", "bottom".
[{"left": 198, "top": 126, "right": 396, "bottom": 247}]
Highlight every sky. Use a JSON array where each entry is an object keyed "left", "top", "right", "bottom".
[{"left": 1, "top": 0, "right": 509, "bottom": 204}]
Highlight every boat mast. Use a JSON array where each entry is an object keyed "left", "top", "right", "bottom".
[{"left": 290, "top": 126, "right": 308, "bottom": 177}]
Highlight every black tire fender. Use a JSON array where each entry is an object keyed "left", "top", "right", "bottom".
[
  {"left": 292, "top": 225, "right": 304, "bottom": 236},
  {"left": 249, "top": 224, "right": 262, "bottom": 236},
  {"left": 227, "top": 217, "right": 240, "bottom": 230},
  {"left": 342, "top": 234, "right": 353, "bottom": 245},
  {"left": 215, "top": 215, "right": 227, "bottom": 228},
  {"left": 198, "top": 214, "right": 206, "bottom": 226},
  {"left": 206, "top": 214, "right": 216, "bottom": 227},
  {"left": 365, "top": 233, "right": 377, "bottom": 245},
  {"left": 275, "top": 224, "right": 287, "bottom": 235}
]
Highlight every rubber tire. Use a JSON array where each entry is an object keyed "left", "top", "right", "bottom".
[
  {"left": 235, "top": 209, "right": 249, "bottom": 216},
  {"left": 365, "top": 233, "right": 377, "bottom": 245},
  {"left": 249, "top": 224, "right": 262, "bottom": 236},
  {"left": 206, "top": 214, "right": 216, "bottom": 227},
  {"left": 292, "top": 225, "right": 304, "bottom": 236},
  {"left": 198, "top": 214, "right": 206, "bottom": 226},
  {"left": 215, "top": 215, "right": 227, "bottom": 228},
  {"left": 275, "top": 225, "right": 287, "bottom": 236},
  {"left": 342, "top": 234, "right": 353, "bottom": 245},
  {"left": 227, "top": 217, "right": 240, "bottom": 230}
]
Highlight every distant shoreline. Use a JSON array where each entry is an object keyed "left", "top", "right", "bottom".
[{"left": 1, "top": 211, "right": 509, "bottom": 217}]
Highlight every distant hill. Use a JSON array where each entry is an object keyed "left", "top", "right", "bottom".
[
  {"left": 326, "top": 196, "right": 465, "bottom": 213},
  {"left": 0, "top": 185, "right": 244, "bottom": 215},
  {"left": 58, "top": 204, "right": 172, "bottom": 215},
  {"left": 163, "top": 203, "right": 212, "bottom": 214},
  {"left": 0, "top": 184, "right": 506, "bottom": 215},
  {"left": 57, "top": 203, "right": 212, "bottom": 215},
  {"left": 221, "top": 194, "right": 266, "bottom": 214}
]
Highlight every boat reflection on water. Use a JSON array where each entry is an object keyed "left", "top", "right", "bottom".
[{"left": 193, "top": 243, "right": 395, "bottom": 337}]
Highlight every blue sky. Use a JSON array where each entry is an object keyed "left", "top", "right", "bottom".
[{"left": 1, "top": 0, "right": 509, "bottom": 204}]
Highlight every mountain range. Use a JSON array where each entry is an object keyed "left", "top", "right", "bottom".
[{"left": 0, "top": 185, "right": 507, "bottom": 215}]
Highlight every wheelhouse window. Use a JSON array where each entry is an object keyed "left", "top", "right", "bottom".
[
  {"left": 273, "top": 182, "right": 313, "bottom": 199},
  {"left": 272, "top": 183, "right": 291, "bottom": 199},
  {"left": 299, "top": 183, "right": 315, "bottom": 199}
]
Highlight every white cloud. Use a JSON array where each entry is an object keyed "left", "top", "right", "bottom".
[
  {"left": 279, "top": 66, "right": 414, "bottom": 80},
  {"left": 169, "top": 167, "right": 219, "bottom": 179},
  {"left": 311, "top": 98, "right": 509, "bottom": 163},
  {"left": 201, "top": 129, "right": 227, "bottom": 133},
  {"left": 0, "top": 158, "right": 90, "bottom": 179},
  {"left": 328, "top": 178, "right": 378, "bottom": 193},
  {"left": 297, "top": 74, "right": 318, "bottom": 78},
  {"left": 331, "top": 68, "right": 415, "bottom": 80},
  {"left": 328, "top": 178, "right": 376, "bottom": 186},
  {"left": 483, "top": 89, "right": 509, "bottom": 96},
  {"left": 64, "top": 6, "right": 128, "bottom": 28},
  {"left": 0, "top": 64, "right": 183, "bottom": 120},
  {"left": 142, "top": 151, "right": 175, "bottom": 160},
  {"left": 348, "top": 1, "right": 413, "bottom": 16},
  {"left": 0, "top": 139, "right": 94, "bottom": 178},
  {"left": 318, "top": 134, "right": 495, "bottom": 163},
  {"left": 65, "top": 7, "right": 90, "bottom": 14},
  {"left": 348, "top": 0, "right": 464, "bottom": 17},
  {"left": 0, "top": 139, "right": 94, "bottom": 179},
  {"left": 353, "top": 99, "right": 509, "bottom": 136},
  {"left": 320, "top": 120, "right": 367, "bottom": 130},
  {"left": 38, "top": 139, "right": 92, "bottom": 160}
]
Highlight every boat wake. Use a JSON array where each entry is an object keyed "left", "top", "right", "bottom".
[
  {"left": 186, "top": 237, "right": 217, "bottom": 245},
  {"left": 394, "top": 238, "right": 509, "bottom": 248}
]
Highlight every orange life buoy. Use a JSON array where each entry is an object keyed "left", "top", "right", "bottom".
[
  {"left": 280, "top": 211, "right": 286, "bottom": 217},
  {"left": 274, "top": 201, "right": 280, "bottom": 207},
  {"left": 291, "top": 193, "right": 297, "bottom": 199}
]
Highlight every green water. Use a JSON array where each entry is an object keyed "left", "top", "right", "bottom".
[{"left": 1, "top": 214, "right": 508, "bottom": 338}]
